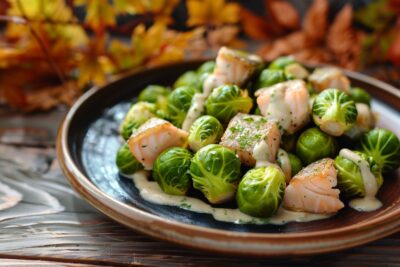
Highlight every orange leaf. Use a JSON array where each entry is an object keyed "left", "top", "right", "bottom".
[
  {"left": 267, "top": 0, "right": 300, "bottom": 30},
  {"left": 303, "top": 0, "right": 329, "bottom": 44},
  {"left": 186, "top": 0, "right": 240, "bottom": 27},
  {"left": 240, "top": 8, "right": 275, "bottom": 40}
]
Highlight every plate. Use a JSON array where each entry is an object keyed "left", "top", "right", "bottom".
[{"left": 57, "top": 60, "right": 400, "bottom": 256}]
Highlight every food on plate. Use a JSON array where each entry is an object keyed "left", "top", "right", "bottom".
[
  {"left": 190, "top": 144, "right": 241, "bottom": 204},
  {"left": 219, "top": 113, "right": 280, "bottom": 166},
  {"left": 237, "top": 166, "right": 286, "bottom": 218},
  {"left": 296, "top": 127, "right": 338, "bottom": 165},
  {"left": 312, "top": 88, "right": 358, "bottom": 136},
  {"left": 188, "top": 115, "right": 224, "bottom": 152},
  {"left": 114, "top": 47, "right": 400, "bottom": 224},
  {"left": 153, "top": 147, "right": 192, "bottom": 196},
  {"left": 127, "top": 118, "right": 188, "bottom": 170},
  {"left": 120, "top": 102, "right": 157, "bottom": 140},
  {"left": 283, "top": 158, "right": 344, "bottom": 214},
  {"left": 115, "top": 143, "right": 143, "bottom": 175}
]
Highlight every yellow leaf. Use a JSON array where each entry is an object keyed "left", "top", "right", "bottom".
[
  {"left": 76, "top": 0, "right": 116, "bottom": 29},
  {"left": 187, "top": 0, "right": 240, "bottom": 27}
]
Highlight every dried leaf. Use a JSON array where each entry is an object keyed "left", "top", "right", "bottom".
[
  {"left": 207, "top": 25, "right": 244, "bottom": 48},
  {"left": 387, "top": 28, "right": 400, "bottom": 66},
  {"left": 75, "top": 0, "right": 116, "bottom": 29},
  {"left": 186, "top": 0, "right": 240, "bottom": 27},
  {"left": 240, "top": 8, "right": 275, "bottom": 40},
  {"left": 267, "top": 0, "right": 300, "bottom": 30},
  {"left": 303, "top": 0, "right": 329, "bottom": 43}
]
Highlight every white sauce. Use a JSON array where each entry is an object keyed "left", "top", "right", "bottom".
[
  {"left": 131, "top": 171, "right": 331, "bottom": 225},
  {"left": 262, "top": 86, "right": 291, "bottom": 133},
  {"left": 277, "top": 148, "right": 292, "bottom": 182},
  {"left": 339, "top": 149, "right": 382, "bottom": 212},
  {"left": 182, "top": 93, "right": 206, "bottom": 132},
  {"left": 253, "top": 140, "right": 274, "bottom": 168}
]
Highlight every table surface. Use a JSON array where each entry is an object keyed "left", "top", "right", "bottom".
[{"left": 1, "top": 78, "right": 400, "bottom": 267}]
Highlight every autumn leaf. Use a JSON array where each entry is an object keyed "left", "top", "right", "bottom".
[
  {"left": 303, "top": 0, "right": 329, "bottom": 43},
  {"left": 267, "top": 0, "right": 300, "bottom": 30},
  {"left": 186, "top": 0, "right": 240, "bottom": 27},
  {"left": 75, "top": 0, "right": 116, "bottom": 30},
  {"left": 240, "top": 8, "right": 275, "bottom": 40}
]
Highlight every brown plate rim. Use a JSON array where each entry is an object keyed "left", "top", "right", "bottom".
[{"left": 57, "top": 61, "right": 400, "bottom": 256}]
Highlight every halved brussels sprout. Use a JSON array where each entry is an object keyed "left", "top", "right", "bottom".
[
  {"left": 312, "top": 88, "right": 358, "bottom": 136},
  {"left": 296, "top": 127, "right": 338, "bottom": 165},
  {"left": 153, "top": 147, "right": 192, "bottom": 196},
  {"left": 115, "top": 143, "right": 143, "bottom": 175},
  {"left": 197, "top": 61, "right": 215, "bottom": 75},
  {"left": 138, "top": 85, "right": 171, "bottom": 110},
  {"left": 349, "top": 87, "right": 371, "bottom": 106},
  {"left": 236, "top": 166, "right": 286, "bottom": 218},
  {"left": 205, "top": 85, "right": 253, "bottom": 124},
  {"left": 174, "top": 71, "right": 202, "bottom": 90},
  {"left": 359, "top": 128, "right": 400, "bottom": 172},
  {"left": 120, "top": 102, "right": 156, "bottom": 140},
  {"left": 284, "top": 62, "right": 309, "bottom": 80},
  {"left": 167, "top": 86, "right": 197, "bottom": 128},
  {"left": 288, "top": 153, "right": 303, "bottom": 176},
  {"left": 190, "top": 144, "right": 241, "bottom": 204},
  {"left": 254, "top": 69, "right": 287, "bottom": 89},
  {"left": 334, "top": 150, "right": 383, "bottom": 198},
  {"left": 269, "top": 56, "right": 296, "bottom": 70},
  {"left": 188, "top": 115, "right": 224, "bottom": 152}
]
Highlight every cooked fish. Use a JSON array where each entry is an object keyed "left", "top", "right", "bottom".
[
  {"left": 127, "top": 118, "right": 188, "bottom": 170},
  {"left": 308, "top": 67, "right": 350, "bottom": 93},
  {"left": 283, "top": 158, "right": 344, "bottom": 214},
  {"left": 256, "top": 80, "right": 310, "bottom": 134},
  {"left": 220, "top": 113, "right": 281, "bottom": 166}
]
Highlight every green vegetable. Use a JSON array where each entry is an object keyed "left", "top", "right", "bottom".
[
  {"left": 312, "top": 88, "right": 358, "bottom": 136},
  {"left": 188, "top": 115, "right": 224, "bottom": 152},
  {"left": 120, "top": 102, "right": 156, "bottom": 140},
  {"left": 284, "top": 62, "right": 309, "bottom": 80},
  {"left": 138, "top": 85, "right": 171, "bottom": 110},
  {"left": 190, "top": 144, "right": 241, "bottom": 204},
  {"left": 153, "top": 147, "right": 192, "bottom": 196},
  {"left": 197, "top": 61, "right": 215, "bottom": 75},
  {"left": 115, "top": 144, "right": 143, "bottom": 174},
  {"left": 280, "top": 134, "right": 298, "bottom": 153},
  {"left": 269, "top": 56, "right": 296, "bottom": 70},
  {"left": 174, "top": 71, "right": 201, "bottom": 90},
  {"left": 288, "top": 153, "right": 303, "bottom": 176},
  {"left": 236, "top": 166, "right": 286, "bottom": 218},
  {"left": 359, "top": 128, "right": 400, "bottom": 172},
  {"left": 167, "top": 86, "right": 197, "bottom": 127},
  {"left": 349, "top": 87, "right": 372, "bottom": 106},
  {"left": 296, "top": 127, "right": 338, "bottom": 165},
  {"left": 205, "top": 85, "right": 253, "bottom": 123},
  {"left": 334, "top": 150, "right": 383, "bottom": 198},
  {"left": 254, "top": 69, "right": 287, "bottom": 89}
]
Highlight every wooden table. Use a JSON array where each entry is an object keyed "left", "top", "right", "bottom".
[{"left": 1, "top": 104, "right": 400, "bottom": 267}]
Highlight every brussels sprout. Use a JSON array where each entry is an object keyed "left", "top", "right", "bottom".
[
  {"left": 120, "top": 102, "right": 156, "bottom": 140},
  {"left": 188, "top": 115, "right": 224, "bottom": 152},
  {"left": 153, "top": 147, "right": 192, "bottom": 196},
  {"left": 359, "top": 128, "right": 400, "bottom": 172},
  {"left": 190, "top": 144, "right": 241, "bottom": 204},
  {"left": 167, "top": 86, "right": 197, "bottom": 127},
  {"left": 174, "top": 71, "right": 201, "bottom": 90},
  {"left": 284, "top": 62, "right": 309, "bottom": 80},
  {"left": 349, "top": 87, "right": 371, "bottom": 106},
  {"left": 312, "top": 88, "right": 358, "bottom": 136},
  {"left": 276, "top": 149, "right": 303, "bottom": 181},
  {"left": 138, "top": 85, "right": 171, "bottom": 110},
  {"left": 296, "top": 127, "right": 338, "bottom": 165},
  {"left": 281, "top": 134, "right": 298, "bottom": 153},
  {"left": 115, "top": 143, "right": 143, "bottom": 174},
  {"left": 269, "top": 56, "right": 296, "bottom": 70},
  {"left": 205, "top": 85, "right": 253, "bottom": 124},
  {"left": 344, "top": 103, "right": 375, "bottom": 140},
  {"left": 334, "top": 150, "right": 383, "bottom": 198},
  {"left": 254, "top": 69, "right": 287, "bottom": 89},
  {"left": 236, "top": 166, "right": 286, "bottom": 218},
  {"left": 197, "top": 61, "right": 215, "bottom": 75}
]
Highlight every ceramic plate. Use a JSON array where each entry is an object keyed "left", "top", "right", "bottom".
[{"left": 57, "top": 61, "right": 400, "bottom": 256}]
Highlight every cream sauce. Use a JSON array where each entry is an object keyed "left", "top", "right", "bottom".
[
  {"left": 339, "top": 149, "right": 382, "bottom": 212},
  {"left": 131, "top": 171, "right": 332, "bottom": 225},
  {"left": 261, "top": 86, "right": 291, "bottom": 133},
  {"left": 182, "top": 93, "right": 206, "bottom": 132},
  {"left": 253, "top": 140, "right": 274, "bottom": 168},
  {"left": 277, "top": 148, "right": 292, "bottom": 182}
]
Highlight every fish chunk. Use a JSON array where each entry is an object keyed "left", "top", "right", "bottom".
[
  {"left": 203, "top": 47, "right": 262, "bottom": 94},
  {"left": 283, "top": 158, "right": 344, "bottom": 214},
  {"left": 308, "top": 67, "right": 350, "bottom": 93},
  {"left": 220, "top": 113, "right": 281, "bottom": 166},
  {"left": 127, "top": 118, "right": 188, "bottom": 170},
  {"left": 256, "top": 80, "right": 310, "bottom": 134}
]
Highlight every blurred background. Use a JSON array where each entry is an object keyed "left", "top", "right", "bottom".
[{"left": 0, "top": 0, "right": 399, "bottom": 112}]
